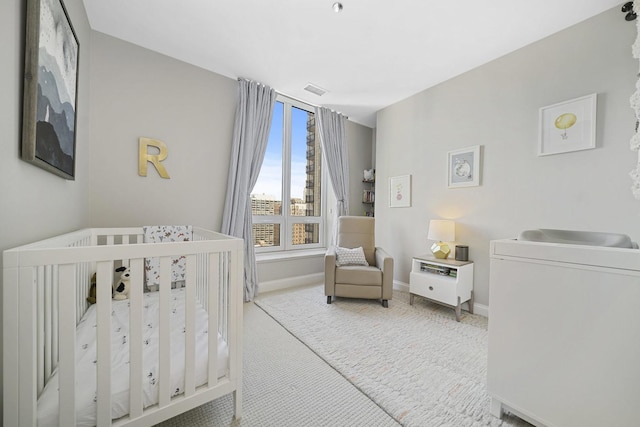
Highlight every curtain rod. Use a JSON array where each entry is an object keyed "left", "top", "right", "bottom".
[
  {"left": 276, "top": 90, "right": 349, "bottom": 119},
  {"left": 238, "top": 78, "right": 349, "bottom": 119}
]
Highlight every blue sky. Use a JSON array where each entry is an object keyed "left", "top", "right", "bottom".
[{"left": 252, "top": 102, "right": 310, "bottom": 200}]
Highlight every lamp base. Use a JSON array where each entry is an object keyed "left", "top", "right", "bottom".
[{"left": 430, "top": 241, "right": 451, "bottom": 259}]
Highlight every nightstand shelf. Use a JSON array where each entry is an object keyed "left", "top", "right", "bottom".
[{"left": 409, "top": 255, "right": 474, "bottom": 321}]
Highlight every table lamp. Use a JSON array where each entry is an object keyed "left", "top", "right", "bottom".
[{"left": 428, "top": 220, "right": 455, "bottom": 259}]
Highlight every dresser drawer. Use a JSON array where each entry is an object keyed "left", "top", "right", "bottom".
[{"left": 410, "top": 272, "right": 459, "bottom": 306}]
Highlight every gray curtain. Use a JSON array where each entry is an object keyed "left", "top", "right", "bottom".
[
  {"left": 222, "top": 79, "right": 276, "bottom": 301},
  {"left": 316, "top": 106, "right": 350, "bottom": 220}
]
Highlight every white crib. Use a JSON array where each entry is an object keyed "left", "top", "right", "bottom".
[{"left": 3, "top": 227, "right": 244, "bottom": 427}]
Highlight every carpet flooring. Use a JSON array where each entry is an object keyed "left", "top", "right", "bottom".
[
  {"left": 254, "top": 285, "right": 531, "bottom": 427},
  {"left": 156, "top": 300, "right": 399, "bottom": 426}
]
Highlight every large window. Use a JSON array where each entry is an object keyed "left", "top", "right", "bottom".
[{"left": 251, "top": 96, "right": 324, "bottom": 252}]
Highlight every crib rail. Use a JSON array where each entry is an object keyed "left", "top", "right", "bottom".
[{"left": 3, "top": 227, "right": 243, "bottom": 427}]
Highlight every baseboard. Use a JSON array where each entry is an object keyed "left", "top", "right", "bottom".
[
  {"left": 395, "top": 280, "right": 489, "bottom": 317},
  {"left": 260, "top": 276, "right": 489, "bottom": 317},
  {"left": 259, "top": 273, "right": 324, "bottom": 294},
  {"left": 394, "top": 280, "right": 410, "bottom": 293}
]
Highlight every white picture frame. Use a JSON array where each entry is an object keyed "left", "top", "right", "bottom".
[
  {"left": 447, "top": 145, "right": 480, "bottom": 188},
  {"left": 538, "top": 93, "right": 597, "bottom": 156},
  {"left": 389, "top": 175, "right": 411, "bottom": 208}
]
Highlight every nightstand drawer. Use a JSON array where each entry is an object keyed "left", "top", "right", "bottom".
[{"left": 409, "top": 272, "right": 458, "bottom": 306}]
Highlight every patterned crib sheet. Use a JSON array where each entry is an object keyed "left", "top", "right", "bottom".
[{"left": 37, "top": 288, "right": 228, "bottom": 427}]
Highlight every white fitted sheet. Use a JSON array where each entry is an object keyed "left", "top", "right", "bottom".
[{"left": 37, "top": 288, "right": 229, "bottom": 427}]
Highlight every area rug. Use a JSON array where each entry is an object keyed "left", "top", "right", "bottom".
[{"left": 255, "top": 285, "right": 530, "bottom": 427}]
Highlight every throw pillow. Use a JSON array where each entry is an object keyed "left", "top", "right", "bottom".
[{"left": 335, "top": 246, "right": 369, "bottom": 266}]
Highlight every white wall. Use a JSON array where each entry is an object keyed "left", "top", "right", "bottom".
[
  {"left": 0, "top": 0, "right": 92, "bottom": 416},
  {"left": 375, "top": 7, "right": 640, "bottom": 308}
]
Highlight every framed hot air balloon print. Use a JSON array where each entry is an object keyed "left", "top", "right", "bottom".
[{"left": 538, "top": 94, "right": 596, "bottom": 156}]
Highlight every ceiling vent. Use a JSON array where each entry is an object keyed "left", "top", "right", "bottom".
[{"left": 304, "top": 83, "right": 328, "bottom": 96}]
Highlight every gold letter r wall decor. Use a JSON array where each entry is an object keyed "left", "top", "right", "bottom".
[{"left": 139, "top": 137, "right": 170, "bottom": 178}]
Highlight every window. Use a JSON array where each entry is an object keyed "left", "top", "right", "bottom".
[{"left": 251, "top": 96, "right": 324, "bottom": 252}]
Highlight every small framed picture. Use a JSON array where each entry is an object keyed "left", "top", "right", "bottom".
[
  {"left": 538, "top": 93, "right": 597, "bottom": 156},
  {"left": 447, "top": 145, "right": 480, "bottom": 188},
  {"left": 389, "top": 175, "right": 411, "bottom": 208}
]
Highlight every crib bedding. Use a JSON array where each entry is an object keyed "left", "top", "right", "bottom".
[{"left": 37, "top": 288, "right": 229, "bottom": 427}]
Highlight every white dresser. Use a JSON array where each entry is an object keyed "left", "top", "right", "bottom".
[{"left": 488, "top": 238, "right": 640, "bottom": 427}]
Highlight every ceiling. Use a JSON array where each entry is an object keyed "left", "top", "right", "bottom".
[{"left": 81, "top": 0, "right": 624, "bottom": 128}]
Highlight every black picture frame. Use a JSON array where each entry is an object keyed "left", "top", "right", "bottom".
[{"left": 21, "top": 0, "right": 80, "bottom": 180}]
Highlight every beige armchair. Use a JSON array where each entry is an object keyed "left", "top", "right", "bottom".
[{"left": 325, "top": 216, "right": 394, "bottom": 307}]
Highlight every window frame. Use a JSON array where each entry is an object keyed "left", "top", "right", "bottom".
[{"left": 252, "top": 95, "right": 326, "bottom": 254}]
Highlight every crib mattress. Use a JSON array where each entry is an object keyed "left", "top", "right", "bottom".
[{"left": 37, "top": 288, "right": 229, "bottom": 427}]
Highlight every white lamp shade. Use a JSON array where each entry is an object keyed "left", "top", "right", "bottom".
[{"left": 428, "top": 220, "right": 455, "bottom": 242}]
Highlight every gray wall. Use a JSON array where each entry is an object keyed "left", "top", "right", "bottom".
[
  {"left": 375, "top": 7, "right": 639, "bottom": 308},
  {"left": 89, "top": 32, "right": 237, "bottom": 230},
  {"left": 0, "top": 0, "right": 93, "bottom": 417},
  {"left": 1, "top": 1, "right": 92, "bottom": 247},
  {"left": 347, "top": 120, "right": 374, "bottom": 216}
]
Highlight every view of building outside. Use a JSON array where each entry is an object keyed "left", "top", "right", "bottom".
[{"left": 251, "top": 101, "right": 322, "bottom": 248}]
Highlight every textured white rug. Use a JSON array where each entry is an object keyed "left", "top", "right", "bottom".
[
  {"left": 255, "top": 285, "right": 530, "bottom": 427},
  {"left": 158, "top": 302, "right": 399, "bottom": 426}
]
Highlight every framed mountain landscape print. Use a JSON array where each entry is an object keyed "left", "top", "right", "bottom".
[{"left": 22, "top": 0, "right": 79, "bottom": 179}]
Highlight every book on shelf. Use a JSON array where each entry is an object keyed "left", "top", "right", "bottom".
[
  {"left": 420, "top": 264, "right": 451, "bottom": 275},
  {"left": 362, "top": 189, "right": 375, "bottom": 203}
]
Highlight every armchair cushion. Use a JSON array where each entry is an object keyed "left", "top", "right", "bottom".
[
  {"left": 335, "top": 246, "right": 369, "bottom": 266},
  {"left": 335, "top": 265, "right": 382, "bottom": 286}
]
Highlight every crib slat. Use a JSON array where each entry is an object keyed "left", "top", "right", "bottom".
[
  {"left": 58, "top": 263, "right": 76, "bottom": 427},
  {"left": 17, "top": 267, "right": 37, "bottom": 426},
  {"left": 37, "top": 267, "right": 45, "bottom": 395},
  {"left": 208, "top": 253, "right": 219, "bottom": 385},
  {"left": 129, "top": 258, "right": 144, "bottom": 419},
  {"left": 230, "top": 246, "right": 244, "bottom": 417},
  {"left": 3, "top": 264, "right": 17, "bottom": 426},
  {"left": 44, "top": 268, "right": 53, "bottom": 383},
  {"left": 96, "top": 261, "right": 113, "bottom": 426},
  {"left": 52, "top": 266, "right": 59, "bottom": 373},
  {"left": 184, "top": 254, "right": 197, "bottom": 396},
  {"left": 158, "top": 256, "right": 172, "bottom": 407}
]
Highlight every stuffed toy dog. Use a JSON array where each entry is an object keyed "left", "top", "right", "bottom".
[
  {"left": 87, "top": 273, "right": 98, "bottom": 304},
  {"left": 113, "top": 266, "right": 131, "bottom": 300}
]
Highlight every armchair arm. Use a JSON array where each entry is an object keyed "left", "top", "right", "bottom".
[
  {"left": 375, "top": 247, "right": 394, "bottom": 300},
  {"left": 324, "top": 246, "right": 337, "bottom": 296}
]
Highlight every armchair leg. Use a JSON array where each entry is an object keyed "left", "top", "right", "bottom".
[
  {"left": 327, "top": 296, "right": 332, "bottom": 304},
  {"left": 382, "top": 299, "right": 388, "bottom": 308}
]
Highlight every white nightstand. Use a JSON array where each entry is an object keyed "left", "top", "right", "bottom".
[{"left": 409, "top": 254, "right": 474, "bottom": 321}]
